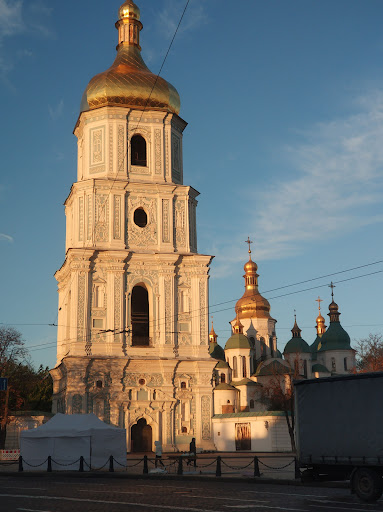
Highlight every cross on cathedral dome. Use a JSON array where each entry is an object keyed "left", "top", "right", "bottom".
[{"left": 79, "top": 0, "right": 180, "bottom": 115}]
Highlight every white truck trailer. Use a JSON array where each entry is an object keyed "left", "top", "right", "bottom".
[{"left": 295, "top": 372, "right": 383, "bottom": 502}]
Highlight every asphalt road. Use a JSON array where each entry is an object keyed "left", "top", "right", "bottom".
[{"left": 0, "top": 476, "right": 382, "bottom": 512}]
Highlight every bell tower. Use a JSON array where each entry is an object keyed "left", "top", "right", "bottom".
[{"left": 51, "top": 1, "right": 216, "bottom": 452}]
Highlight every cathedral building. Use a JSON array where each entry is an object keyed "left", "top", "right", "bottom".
[
  {"left": 50, "top": 0, "right": 216, "bottom": 452},
  {"left": 50, "top": 0, "right": 356, "bottom": 453}
]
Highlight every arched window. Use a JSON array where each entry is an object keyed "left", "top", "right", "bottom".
[
  {"left": 96, "top": 380, "right": 103, "bottom": 389},
  {"left": 331, "top": 358, "right": 336, "bottom": 372},
  {"left": 303, "top": 360, "right": 307, "bottom": 378},
  {"left": 249, "top": 399, "right": 255, "bottom": 409},
  {"left": 181, "top": 382, "right": 187, "bottom": 389},
  {"left": 181, "top": 426, "right": 187, "bottom": 433},
  {"left": 344, "top": 357, "right": 348, "bottom": 371},
  {"left": 242, "top": 356, "right": 247, "bottom": 378},
  {"left": 131, "top": 285, "right": 149, "bottom": 346},
  {"left": 220, "top": 373, "right": 226, "bottom": 384},
  {"left": 233, "top": 356, "right": 238, "bottom": 378},
  {"left": 131, "top": 135, "right": 147, "bottom": 166}
]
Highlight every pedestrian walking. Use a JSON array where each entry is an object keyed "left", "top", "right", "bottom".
[
  {"left": 154, "top": 441, "right": 164, "bottom": 468},
  {"left": 189, "top": 437, "right": 197, "bottom": 467}
]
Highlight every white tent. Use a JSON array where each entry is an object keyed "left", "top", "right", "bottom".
[{"left": 20, "top": 413, "right": 127, "bottom": 471}]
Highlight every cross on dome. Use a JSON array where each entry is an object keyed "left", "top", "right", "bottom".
[
  {"left": 316, "top": 296, "right": 323, "bottom": 312},
  {"left": 245, "top": 237, "right": 253, "bottom": 258},
  {"left": 329, "top": 281, "right": 336, "bottom": 300}
]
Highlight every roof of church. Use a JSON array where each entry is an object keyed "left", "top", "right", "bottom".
[
  {"left": 209, "top": 342, "right": 226, "bottom": 361},
  {"left": 80, "top": 1, "right": 180, "bottom": 115},
  {"left": 317, "top": 322, "right": 352, "bottom": 351},
  {"left": 215, "top": 360, "right": 229, "bottom": 369},
  {"left": 254, "top": 359, "right": 292, "bottom": 376},
  {"left": 310, "top": 335, "right": 321, "bottom": 360},
  {"left": 312, "top": 363, "right": 330, "bottom": 373},
  {"left": 284, "top": 317, "right": 311, "bottom": 354},
  {"left": 224, "top": 333, "right": 252, "bottom": 350},
  {"left": 231, "top": 378, "right": 262, "bottom": 387},
  {"left": 317, "top": 300, "right": 352, "bottom": 352},
  {"left": 214, "top": 383, "right": 238, "bottom": 391}
]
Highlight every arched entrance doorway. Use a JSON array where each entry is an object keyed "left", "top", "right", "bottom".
[
  {"left": 131, "top": 418, "right": 152, "bottom": 452},
  {"left": 131, "top": 285, "right": 150, "bottom": 346}
]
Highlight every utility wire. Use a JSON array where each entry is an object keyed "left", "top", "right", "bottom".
[
  {"left": 10, "top": 268, "right": 383, "bottom": 353},
  {"left": 3, "top": 260, "right": 383, "bottom": 332}
]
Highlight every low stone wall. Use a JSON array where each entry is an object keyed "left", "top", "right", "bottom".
[{"left": 212, "top": 412, "right": 292, "bottom": 452}]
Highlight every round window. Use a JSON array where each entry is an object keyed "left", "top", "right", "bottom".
[
  {"left": 139, "top": 378, "right": 145, "bottom": 386},
  {"left": 134, "top": 208, "right": 147, "bottom": 228}
]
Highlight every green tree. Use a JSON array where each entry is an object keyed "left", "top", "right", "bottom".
[{"left": 0, "top": 327, "right": 53, "bottom": 448}]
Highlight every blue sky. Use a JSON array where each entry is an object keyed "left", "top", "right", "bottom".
[{"left": 0, "top": 0, "right": 382, "bottom": 369}]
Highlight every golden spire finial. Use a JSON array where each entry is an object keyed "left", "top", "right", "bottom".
[
  {"left": 315, "top": 296, "right": 326, "bottom": 336},
  {"left": 209, "top": 316, "right": 218, "bottom": 343},
  {"left": 245, "top": 236, "right": 253, "bottom": 259}
]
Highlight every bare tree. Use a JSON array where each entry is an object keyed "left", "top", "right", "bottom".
[
  {"left": 260, "top": 357, "right": 303, "bottom": 452},
  {"left": 355, "top": 333, "right": 383, "bottom": 373}
]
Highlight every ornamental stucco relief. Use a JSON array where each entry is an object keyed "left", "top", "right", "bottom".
[{"left": 127, "top": 196, "right": 157, "bottom": 247}]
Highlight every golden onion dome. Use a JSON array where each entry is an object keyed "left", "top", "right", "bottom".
[
  {"left": 80, "top": 1, "right": 180, "bottom": 115},
  {"left": 119, "top": 0, "right": 140, "bottom": 21},
  {"left": 235, "top": 246, "right": 271, "bottom": 320},
  {"left": 244, "top": 259, "right": 258, "bottom": 273},
  {"left": 316, "top": 313, "right": 325, "bottom": 324}
]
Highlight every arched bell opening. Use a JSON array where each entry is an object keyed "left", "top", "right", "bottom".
[
  {"left": 131, "top": 135, "right": 147, "bottom": 167},
  {"left": 131, "top": 285, "right": 150, "bottom": 346}
]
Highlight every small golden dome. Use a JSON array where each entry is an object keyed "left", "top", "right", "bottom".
[
  {"left": 119, "top": 1, "right": 140, "bottom": 21},
  {"left": 316, "top": 313, "right": 325, "bottom": 324},
  {"left": 244, "top": 259, "right": 258, "bottom": 273},
  {"left": 234, "top": 239, "right": 271, "bottom": 320}
]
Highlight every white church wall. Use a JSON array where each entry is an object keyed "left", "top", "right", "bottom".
[{"left": 212, "top": 414, "right": 291, "bottom": 452}]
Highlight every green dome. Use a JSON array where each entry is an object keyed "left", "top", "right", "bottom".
[
  {"left": 310, "top": 335, "right": 321, "bottom": 361},
  {"left": 254, "top": 359, "right": 291, "bottom": 377},
  {"left": 284, "top": 336, "right": 311, "bottom": 354},
  {"left": 317, "top": 323, "right": 351, "bottom": 352},
  {"left": 215, "top": 360, "right": 229, "bottom": 369},
  {"left": 209, "top": 341, "right": 225, "bottom": 361},
  {"left": 214, "top": 383, "right": 238, "bottom": 391},
  {"left": 231, "top": 378, "right": 262, "bottom": 387},
  {"left": 224, "top": 333, "right": 251, "bottom": 350},
  {"left": 312, "top": 363, "right": 330, "bottom": 374}
]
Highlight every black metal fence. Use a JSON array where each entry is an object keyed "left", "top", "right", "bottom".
[{"left": 7, "top": 454, "right": 300, "bottom": 478}]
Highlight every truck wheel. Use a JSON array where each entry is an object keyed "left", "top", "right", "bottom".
[{"left": 353, "top": 468, "right": 383, "bottom": 502}]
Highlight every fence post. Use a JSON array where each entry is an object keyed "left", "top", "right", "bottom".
[
  {"left": 109, "top": 455, "right": 114, "bottom": 472},
  {"left": 216, "top": 456, "right": 221, "bottom": 477},
  {"left": 18, "top": 455, "right": 23, "bottom": 473},
  {"left": 79, "top": 456, "right": 84, "bottom": 472},
  {"left": 143, "top": 455, "right": 148, "bottom": 474},
  {"left": 294, "top": 457, "right": 301, "bottom": 479},
  {"left": 47, "top": 456, "right": 52, "bottom": 472},
  {"left": 177, "top": 456, "right": 183, "bottom": 475},
  {"left": 253, "top": 456, "right": 260, "bottom": 477}
]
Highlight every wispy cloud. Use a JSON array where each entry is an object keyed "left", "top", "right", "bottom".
[
  {"left": 0, "top": 0, "right": 23, "bottom": 38},
  {"left": 156, "top": 0, "right": 207, "bottom": 40},
  {"left": 48, "top": 99, "right": 64, "bottom": 121},
  {"left": 0, "top": 233, "right": 13, "bottom": 243},
  {"left": 0, "top": 0, "right": 52, "bottom": 79},
  {"left": 211, "top": 91, "right": 383, "bottom": 275}
]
